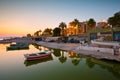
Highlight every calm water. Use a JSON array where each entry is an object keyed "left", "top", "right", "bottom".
[{"left": 0, "top": 43, "right": 120, "bottom": 80}]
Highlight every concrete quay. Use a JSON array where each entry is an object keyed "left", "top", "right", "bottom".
[{"left": 37, "top": 41, "right": 120, "bottom": 62}]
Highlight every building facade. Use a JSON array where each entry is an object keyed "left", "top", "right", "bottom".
[{"left": 66, "top": 21, "right": 88, "bottom": 36}]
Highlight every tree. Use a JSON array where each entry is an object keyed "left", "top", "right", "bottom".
[
  {"left": 108, "top": 11, "right": 120, "bottom": 27},
  {"left": 53, "top": 27, "right": 61, "bottom": 36},
  {"left": 72, "top": 58, "right": 80, "bottom": 66},
  {"left": 59, "top": 51, "right": 67, "bottom": 63},
  {"left": 34, "top": 29, "right": 42, "bottom": 37},
  {"left": 42, "top": 28, "right": 53, "bottom": 36},
  {"left": 70, "top": 19, "right": 81, "bottom": 28},
  {"left": 69, "top": 19, "right": 81, "bottom": 35},
  {"left": 87, "top": 18, "right": 96, "bottom": 30},
  {"left": 27, "top": 34, "right": 32, "bottom": 37},
  {"left": 32, "top": 44, "right": 42, "bottom": 51},
  {"left": 52, "top": 49, "right": 61, "bottom": 57},
  {"left": 38, "top": 29, "right": 42, "bottom": 35},
  {"left": 59, "top": 22, "right": 67, "bottom": 36},
  {"left": 86, "top": 58, "right": 95, "bottom": 68},
  {"left": 34, "top": 31, "right": 39, "bottom": 36},
  {"left": 73, "top": 19, "right": 80, "bottom": 27}
]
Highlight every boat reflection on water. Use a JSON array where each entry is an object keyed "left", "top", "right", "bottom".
[{"left": 24, "top": 54, "right": 53, "bottom": 67}]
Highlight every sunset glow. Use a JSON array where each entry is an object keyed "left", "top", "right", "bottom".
[{"left": 0, "top": 0, "right": 119, "bottom": 37}]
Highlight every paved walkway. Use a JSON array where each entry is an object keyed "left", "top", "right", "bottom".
[{"left": 37, "top": 41, "right": 120, "bottom": 62}]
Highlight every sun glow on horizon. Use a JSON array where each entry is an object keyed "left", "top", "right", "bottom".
[
  {"left": 0, "top": 0, "right": 119, "bottom": 37},
  {"left": 0, "top": 25, "right": 37, "bottom": 37}
]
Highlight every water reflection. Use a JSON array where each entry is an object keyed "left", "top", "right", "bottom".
[
  {"left": 32, "top": 43, "right": 42, "bottom": 51},
  {"left": 24, "top": 54, "right": 53, "bottom": 67},
  {"left": 87, "top": 58, "right": 120, "bottom": 79},
  {"left": 52, "top": 49, "right": 61, "bottom": 57},
  {"left": 59, "top": 51, "right": 67, "bottom": 63},
  {"left": 32, "top": 44, "right": 120, "bottom": 79},
  {"left": 68, "top": 52, "right": 81, "bottom": 66},
  {"left": 86, "top": 57, "right": 95, "bottom": 68},
  {"left": 0, "top": 44, "right": 120, "bottom": 80}
]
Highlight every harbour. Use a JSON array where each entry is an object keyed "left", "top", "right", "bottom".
[{"left": 0, "top": 43, "right": 120, "bottom": 80}]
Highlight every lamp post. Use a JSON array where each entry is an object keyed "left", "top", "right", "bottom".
[
  {"left": 74, "top": 26, "right": 77, "bottom": 35},
  {"left": 110, "top": 25, "right": 113, "bottom": 41}
]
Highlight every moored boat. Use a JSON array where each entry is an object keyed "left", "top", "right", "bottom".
[
  {"left": 24, "top": 54, "right": 53, "bottom": 66},
  {"left": 24, "top": 50, "right": 53, "bottom": 60},
  {"left": 7, "top": 42, "right": 29, "bottom": 50}
]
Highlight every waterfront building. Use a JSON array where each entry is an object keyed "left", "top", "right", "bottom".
[
  {"left": 96, "top": 20, "right": 110, "bottom": 29},
  {"left": 67, "top": 21, "right": 88, "bottom": 36}
]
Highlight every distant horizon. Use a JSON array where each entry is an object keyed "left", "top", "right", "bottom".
[
  {"left": 0, "top": 17, "right": 115, "bottom": 37},
  {"left": 0, "top": 16, "right": 116, "bottom": 37},
  {"left": 0, "top": 0, "right": 120, "bottom": 37},
  {"left": 0, "top": 35, "right": 24, "bottom": 39}
]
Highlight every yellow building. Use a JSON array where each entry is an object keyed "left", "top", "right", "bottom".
[{"left": 67, "top": 22, "right": 88, "bottom": 36}]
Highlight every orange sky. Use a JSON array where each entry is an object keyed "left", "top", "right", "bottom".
[
  {"left": 0, "top": 0, "right": 119, "bottom": 37},
  {"left": 0, "top": 20, "right": 36, "bottom": 37}
]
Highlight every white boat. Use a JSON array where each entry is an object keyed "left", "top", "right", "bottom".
[
  {"left": 24, "top": 50, "right": 53, "bottom": 60},
  {"left": 24, "top": 54, "right": 53, "bottom": 66}
]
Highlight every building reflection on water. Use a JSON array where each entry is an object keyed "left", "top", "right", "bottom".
[
  {"left": 0, "top": 43, "right": 120, "bottom": 80},
  {"left": 31, "top": 44, "right": 120, "bottom": 79},
  {"left": 68, "top": 52, "right": 81, "bottom": 66}
]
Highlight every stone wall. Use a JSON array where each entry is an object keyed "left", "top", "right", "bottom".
[
  {"left": 77, "top": 46, "right": 114, "bottom": 55},
  {"left": 91, "top": 40, "right": 120, "bottom": 47}
]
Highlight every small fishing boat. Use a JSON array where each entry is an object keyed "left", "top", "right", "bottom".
[
  {"left": 24, "top": 50, "right": 53, "bottom": 60},
  {"left": 7, "top": 42, "right": 29, "bottom": 50},
  {"left": 24, "top": 55, "right": 53, "bottom": 67}
]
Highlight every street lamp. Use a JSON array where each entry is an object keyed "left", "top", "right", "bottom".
[
  {"left": 74, "top": 26, "right": 77, "bottom": 35},
  {"left": 110, "top": 25, "right": 113, "bottom": 41}
]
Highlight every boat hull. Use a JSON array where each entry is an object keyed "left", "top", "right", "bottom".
[
  {"left": 24, "top": 55, "right": 53, "bottom": 66},
  {"left": 24, "top": 51, "right": 52, "bottom": 60},
  {"left": 26, "top": 54, "right": 51, "bottom": 60},
  {"left": 6, "top": 42, "right": 29, "bottom": 51}
]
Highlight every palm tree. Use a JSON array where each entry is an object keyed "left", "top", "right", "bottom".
[
  {"left": 72, "top": 58, "right": 80, "bottom": 66},
  {"left": 71, "top": 19, "right": 80, "bottom": 27},
  {"left": 59, "top": 22, "right": 67, "bottom": 36},
  {"left": 38, "top": 29, "right": 42, "bottom": 35},
  {"left": 87, "top": 18, "right": 96, "bottom": 30},
  {"left": 59, "top": 51, "right": 67, "bottom": 63},
  {"left": 32, "top": 44, "right": 42, "bottom": 51},
  {"left": 69, "top": 19, "right": 81, "bottom": 35},
  {"left": 73, "top": 19, "right": 80, "bottom": 26},
  {"left": 52, "top": 49, "right": 61, "bottom": 57},
  {"left": 34, "top": 29, "right": 42, "bottom": 37},
  {"left": 86, "top": 58, "right": 95, "bottom": 68},
  {"left": 71, "top": 53, "right": 80, "bottom": 66},
  {"left": 42, "top": 28, "right": 53, "bottom": 36},
  {"left": 34, "top": 31, "right": 39, "bottom": 37}
]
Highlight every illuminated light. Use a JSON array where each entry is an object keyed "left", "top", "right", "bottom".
[
  {"left": 68, "top": 52, "right": 74, "bottom": 57},
  {"left": 102, "top": 19, "right": 107, "bottom": 22}
]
